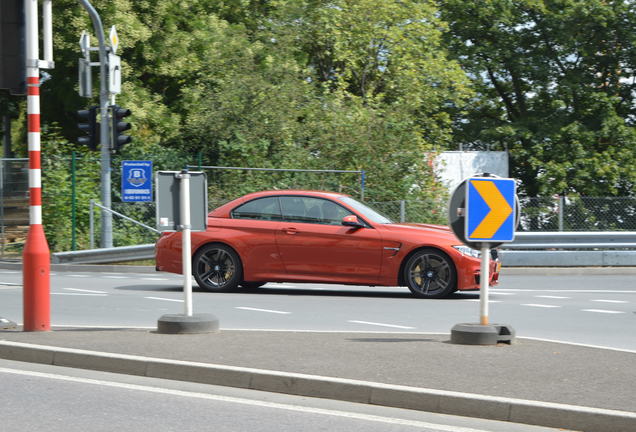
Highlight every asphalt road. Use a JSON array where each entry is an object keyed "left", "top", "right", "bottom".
[
  {"left": 1, "top": 268, "right": 635, "bottom": 351},
  {"left": 0, "top": 358, "right": 572, "bottom": 432}
]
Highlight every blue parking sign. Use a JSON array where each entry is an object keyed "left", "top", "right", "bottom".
[{"left": 122, "top": 160, "right": 152, "bottom": 202}]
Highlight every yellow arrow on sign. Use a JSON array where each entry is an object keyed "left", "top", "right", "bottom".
[{"left": 469, "top": 180, "right": 513, "bottom": 239}]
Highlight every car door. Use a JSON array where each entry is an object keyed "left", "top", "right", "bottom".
[
  {"left": 275, "top": 196, "right": 382, "bottom": 284},
  {"left": 227, "top": 196, "right": 284, "bottom": 280}
]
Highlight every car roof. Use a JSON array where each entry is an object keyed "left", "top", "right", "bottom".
[{"left": 209, "top": 190, "right": 351, "bottom": 217}]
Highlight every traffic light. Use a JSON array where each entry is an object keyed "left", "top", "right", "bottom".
[
  {"left": 110, "top": 104, "right": 131, "bottom": 152},
  {"left": 77, "top": 106, "right": 99, "bottom": 150},
  {"left": 0, "top": 0, "right": 26, "bottom": 95}
]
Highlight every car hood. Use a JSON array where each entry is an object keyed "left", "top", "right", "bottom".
[{"left": 382, "top": 223, "right": 460, "bottom": 243}]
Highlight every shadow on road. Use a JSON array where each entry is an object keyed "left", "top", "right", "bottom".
[{"left": 113, "top": 283, "right": 480, "bottom": 300}]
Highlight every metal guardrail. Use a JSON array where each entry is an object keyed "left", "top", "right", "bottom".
[
  {"left": 51, "top": 231, "right": 636, "bottom": 266},
  {"left": 504, "top": 231, "right": 636, "bottom": 248},
  {"left": 52, "top": 244, "right": 155, "bottom": 265},
  {"left": 501, "top": 232, "right": 636, "bottom": 267}
]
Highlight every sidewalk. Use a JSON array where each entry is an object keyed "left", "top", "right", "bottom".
[{"left": 1, "top": 327, "right": 634, "bottom": 432}]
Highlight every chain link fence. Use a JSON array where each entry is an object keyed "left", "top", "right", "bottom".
[
  {"left": 370, "top": 196, "right": 636, "bottom": 231},
  {"left": 519, "top": 196, "right": 636, "bottom": 231}
]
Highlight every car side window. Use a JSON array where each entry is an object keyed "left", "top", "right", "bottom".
[
  {"left": 280, "top": 196, "right": 351, "bottom": 225},
  {"left": 231, "top": 197, "right": 282, "bottom": 221}
]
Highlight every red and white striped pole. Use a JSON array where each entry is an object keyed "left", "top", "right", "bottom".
[{"left": 22, "top": 0, "right": 50, "bottom": 331}]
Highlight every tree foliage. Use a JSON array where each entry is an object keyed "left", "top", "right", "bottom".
[{"left": 441, "top": 0, "right": 636, "bottom": 197}]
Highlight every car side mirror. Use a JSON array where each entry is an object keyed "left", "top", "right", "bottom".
[{"left": 342, "top": 215, "right": 364, "bottom": 228}]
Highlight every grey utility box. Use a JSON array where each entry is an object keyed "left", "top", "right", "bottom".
[{"left": 156, "top": 171, "right": 208, "bottom": 232}]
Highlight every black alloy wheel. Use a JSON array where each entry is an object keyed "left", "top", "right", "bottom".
[
  {"left": 403, "top": 248, "right": 456, "bottom": 299},
  {"left": 193, "top": 244, "right": 242, "bottom": 292}
]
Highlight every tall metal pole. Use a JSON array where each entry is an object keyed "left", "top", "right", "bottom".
[
  {"left": 179, "top": 170, "right": 193, "bottom": 317},
  {"left": 78, "top": 0, "right": 112, "bottom": 248},
  {"left": 23, "top": 0, "right": 50, "bottom": 331},
  {"left": 71, "top": 151, "right": 77, "bottom": 250}
]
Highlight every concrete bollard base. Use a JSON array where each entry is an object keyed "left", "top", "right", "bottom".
[
  {"left": 450, "top": 323, "right": 515, "bottom": 345},
  {"left": 157, "top": 313, "right": 219, "bottom": 334}
]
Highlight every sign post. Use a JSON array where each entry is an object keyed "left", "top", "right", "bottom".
[
  {"left": 448, "top": 174, "right": 518, "bottom": 345},
  {"left": 155, "top": 170, "right": 218, "bottom": 334}
]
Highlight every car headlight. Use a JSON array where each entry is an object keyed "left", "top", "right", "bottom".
[{"left": 452, "top": 245, "right": 481, "bottom": 258}]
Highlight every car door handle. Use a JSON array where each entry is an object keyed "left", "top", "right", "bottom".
[{"left": 283, "top": 227, "right": 298, "bottom": 235}]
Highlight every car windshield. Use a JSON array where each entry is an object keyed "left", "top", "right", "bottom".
[{"left": 338, "top": 197, "right": 394, "bottom": 224}]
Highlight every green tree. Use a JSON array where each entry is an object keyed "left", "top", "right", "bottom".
[{"left": 442, "top": 0, "right": 636, "bottom": 197}]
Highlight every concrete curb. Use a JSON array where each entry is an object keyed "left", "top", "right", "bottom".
[{"left": 1, "top": 340, "right": 634, "bottom": 432}]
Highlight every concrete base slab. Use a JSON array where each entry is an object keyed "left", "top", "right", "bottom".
[
  {"left": 450, "top": 323, "right": 515, "bottom": 345},
  {"left": 157, "top": 313, "right": 219, "bottom": 334}
]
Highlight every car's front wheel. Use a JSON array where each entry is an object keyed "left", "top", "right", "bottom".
[
  {"left": 403, "top": 248, "right": 456, "bottom": 299},
  {"left": 193, "top": 244, "right": 242, "bottom": 292}
]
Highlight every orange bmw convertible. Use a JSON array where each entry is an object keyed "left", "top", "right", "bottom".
[{"left": 155, "top": 190, "right": 500, "bottom": 298}]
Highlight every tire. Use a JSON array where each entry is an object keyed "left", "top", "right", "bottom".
[
  {"left": 193, "top": 244, "right": 242, "bottom": 292},
  {"left": 403, "top": 248, "right": 456, "bottom": 299},
  {"left": 240, "top": 282, "right": 266, "bottom": 290}
]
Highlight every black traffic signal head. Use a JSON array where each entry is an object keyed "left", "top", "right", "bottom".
[
  {"left": 0, "top": 0, "right": 26, "bottom": 95},
  {"left": 110, "top": 104, "right": 132, "bottom": 152},
  {"left": 77, "top": 106, "right": 99, "bottom": 150}
]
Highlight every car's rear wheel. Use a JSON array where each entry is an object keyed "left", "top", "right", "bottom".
[
  {"left": 193, "top": 244, "right": 242, "bottom": 292},
  {"left": 403, "top": 248, "right": 456, "bottom": 299}
]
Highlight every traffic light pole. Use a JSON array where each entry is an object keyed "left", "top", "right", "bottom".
[{"left": 78, "top": 0, "right": 112, "bottom": 248}]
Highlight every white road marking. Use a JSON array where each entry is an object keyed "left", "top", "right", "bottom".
[
  {"left": 64, "top": 288, "right": 107, "bottom": 294},
  {"left": 236, "top": 307, "right": 291, "bottom": 315},
  {"left": 582, "top": 309, "right": 625, "bottom": 314},
  {"left": 145, "top": 296, "right": 183, "bottom": 303},
  {"left": 348, "top": 320, "right": 415, "bottom": 330},
  {"left": 521, "top": 304, "right": 561, "bottom": 308},
  {"left": 0, "top": 367, "right": 494, "bottom": 432},
  {"left": 535, "top": 295, "right": 570, "bottom": 299},
  {"left": 462, "top": 299, "right": 502, "bottom": 303},
  {"left": 68, "top": 274, "right": 91, "bottom": 278},
  {"left": 489, "top": 292, "right": 516, "bottom": 296},
  {"left": 51, "top": 292, "right": 107, "bottom": 297},
  {"left": 0, "top": 270, "right": 19, "bottom": 274},
  {"left": 592, "top": 299, "right": 628, "bottom": 304}
]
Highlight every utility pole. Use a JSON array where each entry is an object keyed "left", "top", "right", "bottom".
[{"left": 78, "top": 0, "right": 112, "bottom": 248}]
